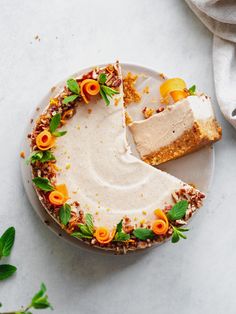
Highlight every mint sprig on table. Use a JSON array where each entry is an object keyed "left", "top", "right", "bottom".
[
  {"left": 72, "top": 213, "right": 94, "bottom": 239},
  {"left": 62, "top": 78, "right": 80, "bottom": 104},
  {"left": 113, "top": 220, "right": 130, "bottom": 242},
  {"left": 188, "top": 84, "right": 196, "bottom": 95},
  {"left": 59, "top": 203, "right": 71, "bottom": 226},
  {"left": 49, "top": 113, "right": 67, "bottom": 137},
  {"left": 1, "top": 283, "right": 53, "bottom": 313},
  {"left": 0, "top": 227, "right": 17, "bottom": 281},
  {"left": 32, "top": 177, "right": 54, "bottom": 192},
  {"left": 27, "top": 150, "right": 55, "bottom": 164}
]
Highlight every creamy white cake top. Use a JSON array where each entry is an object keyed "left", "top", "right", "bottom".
[
  {"left": 129, "top": 95, "right": 215, "bottom": 157},
  {"left": 53, "top": 72, "right": 188, "bottom": 228}
]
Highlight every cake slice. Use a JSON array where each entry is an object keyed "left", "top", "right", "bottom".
[{"left": 129, "top": 79, "right": 222, "bottom": 166}]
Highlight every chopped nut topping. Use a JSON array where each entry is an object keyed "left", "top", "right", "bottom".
[
  {"left": 123, "top": 72, "right": 141, "bottom": 106},
  {"left": 156, "top": 106, "right": 165, "bottom": 114},
  {"left": 142, "top": 107, "right": 155, "bottom": 119},
  {"left": 125, "top": 111, "right": 133, "bottom": 125},
  {"left": 20, "top": 151, "right": 25, "bottom": 159}
]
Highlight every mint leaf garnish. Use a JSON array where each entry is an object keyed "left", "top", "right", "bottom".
[
  {"left": 59, "top": 204, "right": 71, "bottom": 225},
  {"left": 49, "top": 113, "right": 61, "bottom": 133},
  {"left": 100, "top": 88, "right": 110, "bottom": 106},
  {"left": 116, "top": 220, "right": 123, "bottom": 234},
  {"left": 67, "top": 78, "right": 80, "bottom": 95},
  {"left": 189, "top": 85, "right": 196, "bottom": 95},
  {"left": 167, "top": 200, "right": 188, "bottom": 221},
  {"left": 85, "top": 213, "right": 94, "bottom": 234},
  {"left": 113, "top": 220, "right": 130, "bottom": 242},
  {"left": 62, "top": 94, "right": 79, "bottom": 105},
  {"left": 72, "top": 213, "right": 94, "bottom": 239},
  {"left": 133, "top": 228, "right": 154, "bottom": 240},
  {"left": 78, "top": 224, "right": 93, "bottom": 237},
  {"left": 52, "top": 130, "right": 67, "bottom": 137},
  {"left": 100, "top": 85, "right": 119, "bottom": 106},
  {"left": 0, "top": 264, "right": 17, "bottom": 280},
  {"left": 27, "top": 151, "right": 55, "bottom": 164},
  {"left": 32, "top": 177, "right": 54, "bottom": 192},
  {"left": 98, "top": 73, "right": 107, "bottom": 84},
  {"left": 0, "top": 226, "right": 15, "bottom": 258},
  {"left": 72, "top": 232, "right": 92, "bottom": 239},
  {"left": 171, "top": 226, "right": 189, "bottom": 243}
]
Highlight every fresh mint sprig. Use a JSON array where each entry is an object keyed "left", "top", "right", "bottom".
[
  {"left": 72, "top": 213, "right": 94, "bottom": 239},
  {"left": 100, "top": 85, "right": 119, "bottom": 106},
  {"left": 113, "top": 220, "right": 130, "bottom": 242},
  {"left": 49, "top": 113, "right": 67, "bottom": 137},
  {"left": 0, "top": 283, "right": 53, "bottom": 313},
  {"left": 62, "top": 78, "right": 80, "bottom": 104},
  {"left": 0, "top": 226, "right": 17, "bottom": 281},
  {"left": 27, "top": 151, "right": 55, "bottom": 165},
  {"left": 171, "top": 226, "right": 189, "bottom": 243}
]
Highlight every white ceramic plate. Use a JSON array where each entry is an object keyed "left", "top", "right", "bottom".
[{"left": 21, "top": 63, "right": 215, "bottom": 253}]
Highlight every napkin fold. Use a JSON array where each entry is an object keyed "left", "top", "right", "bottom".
[{"left": 186, "top": 0, "right": 236, "bottom": 129}]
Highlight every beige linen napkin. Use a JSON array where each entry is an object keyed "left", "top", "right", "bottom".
[{"left": 186, "top": 0, "right": 236, "bottom": 129}]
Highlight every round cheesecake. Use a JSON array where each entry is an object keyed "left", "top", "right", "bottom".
[{"left": 28, "top": 62, "right": 210, "bottom": 254}]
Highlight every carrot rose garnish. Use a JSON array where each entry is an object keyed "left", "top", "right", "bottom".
[
  {"left": 36, "top": 130, "right": 55, "bottom": 151},
  {"left": 94, "top": 227, "right": 116, "bottom": 244},
  {"left": 55, "top": 184, "right": 69, "bottom": 201},
  {"left": 49, "top": 190, "right": 65, "bottom": 206},
  {"left": 160, "top": 78, "right": 188, "bottom": 103},
  {"left": 152, "top": 209, "right": 169, "bottom": 235},
  {"left": 49, "top": 184, "right": 69, "bottom": 206},
  {"left": 80, "top": 79, "right": 100, "bottom": 104}
]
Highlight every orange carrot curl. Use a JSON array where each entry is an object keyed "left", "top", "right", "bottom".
[
  {"left": 94, "top": 227, "right": 116, "bottom": 244},
  {"left": 80, "top": 79, "right": 100, "bottom": 104},
  {"left": 36, "top": 130, "right": 55, "bottom": 151},
  {"left": 152, "top": 209, "right": 169, "bottom": 235},
  {"left": 49, "top": 191, "right": 65, "bottom": 206},
  {"left": 49, "top": 184, "right": 69, "bottom": 206}
]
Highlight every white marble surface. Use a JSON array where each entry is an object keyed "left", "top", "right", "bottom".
[{"left": 0, "top": 0, "right": 235, "bottom": 313}]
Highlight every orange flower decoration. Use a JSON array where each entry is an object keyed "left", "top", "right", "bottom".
[
  {"left": 49, "top": 184, "right": 69, "bottom": 206},
  {"left": 160, "top": 78, "right": 188, "bottom": 103},
  {"left": 152, "top": 209, "right": 169, "bottom": 235},
  {"left": 80, "top": 79, "right": 100, "bottom": 104},
  {"left": 94, "top": 227, "right": 116, "bottom": 244},
  {"left": 36, "top": 130, "right": 55, "bottom": 151}
]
